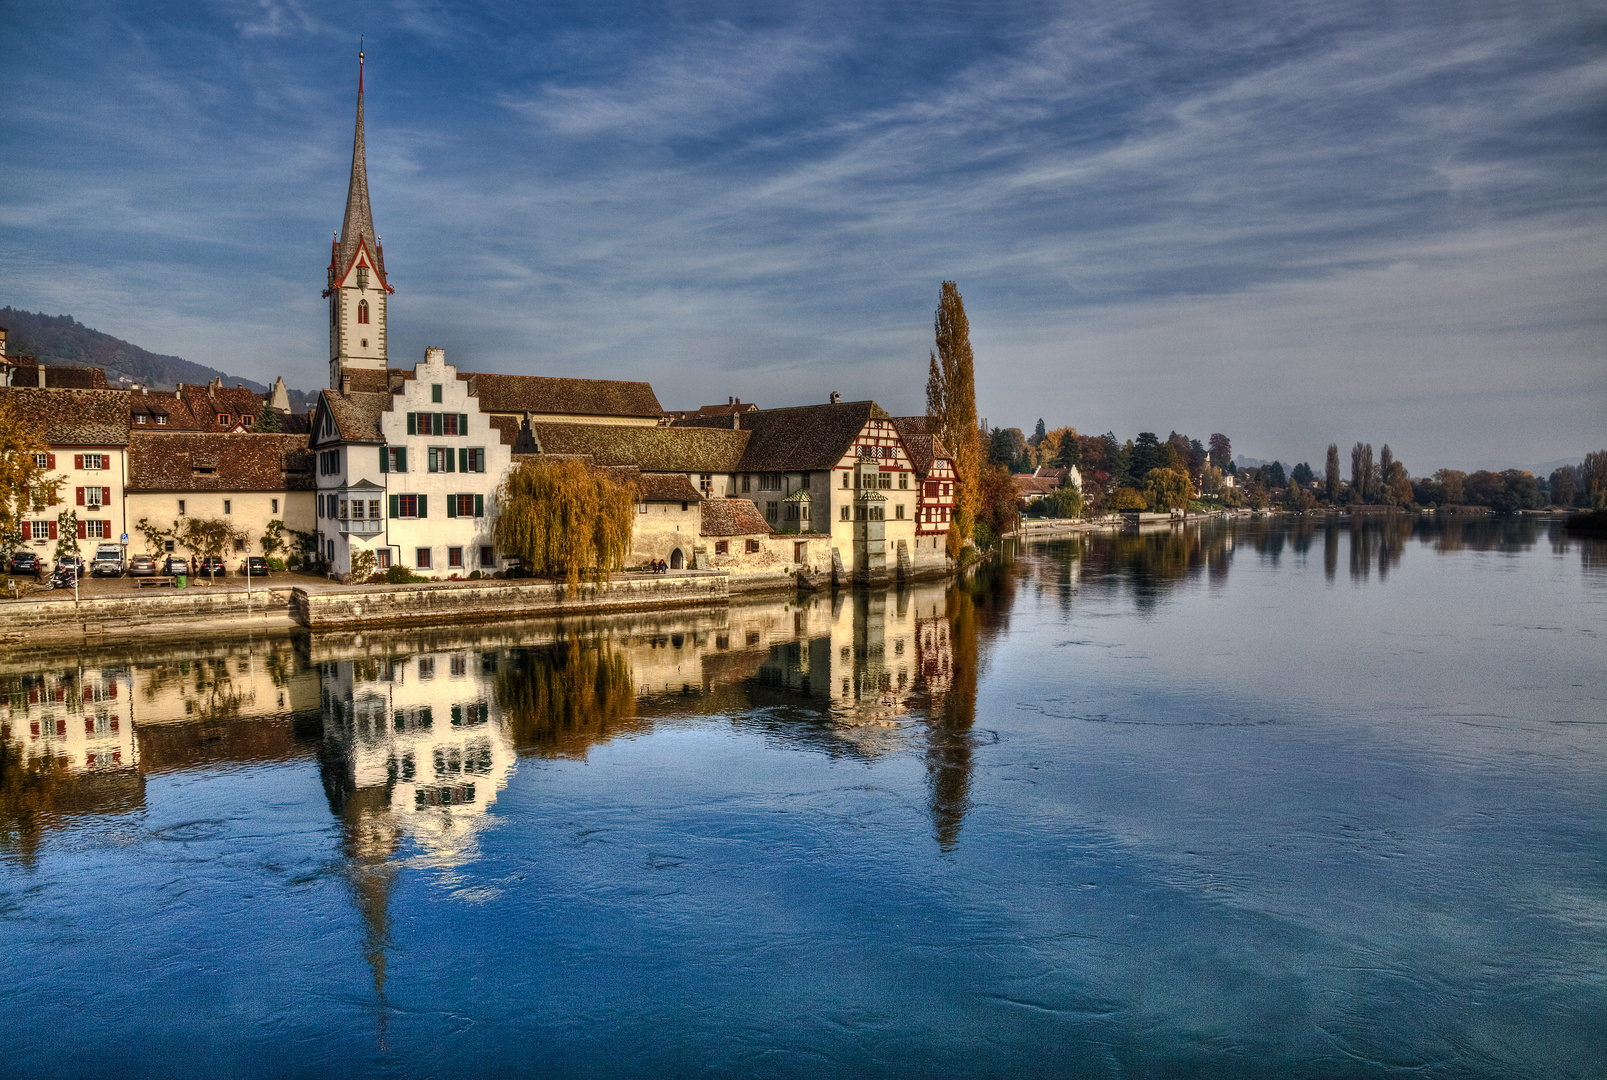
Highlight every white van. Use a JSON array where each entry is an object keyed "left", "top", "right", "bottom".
[{"left": 91, "top": 543, "right": 125, "bottom": 577}]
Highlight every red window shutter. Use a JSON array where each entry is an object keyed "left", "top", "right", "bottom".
[
  {"left": 75, "top": 454, "right": 83, "bottom": 470},
  {"left": 57, "top": 720, "right": 66, "bottom": 737},
  {"left": 109, "top": 683, "right": 117, "bottom": 699},
  {"left": 102, "top": 487, "right": 111, "bottom": 504},
  {"left": 48, "top": 521, "right": 58, "bottom": 540},
  {"left": 76, "top": 487, "right": 84, "bottom": 505},
  {"left": 86, "top": 720, "right": 95, "bottom": 735},
  {"left": 77, "top": 519, "right": 87, "bottom": 539},
  {"left": 47, "top": 453, "right": 56, "bottom": 469}
]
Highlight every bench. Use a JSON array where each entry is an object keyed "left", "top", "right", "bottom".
[{"left": 136, "top": 576, "right": 175, "bottom": 588}]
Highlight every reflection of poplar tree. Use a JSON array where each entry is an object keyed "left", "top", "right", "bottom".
[{"left": 926, "top": 584, "right": 977, "bottom": 851}]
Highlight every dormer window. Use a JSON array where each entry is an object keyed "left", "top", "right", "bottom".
[
  {"left": 134, "top": 415, "right": 146, "bottom": 424},
  {"left": 155, "top": 415, "right": 167, "bottom": 425},
  {"left": 358, "top": 299, "right": 370, "bottom": 324},
  {"left": 217, "top": 413, "right": 229, "bottom": 425},
  {"left": 241, "top": 415, "right": 254, "bottom": 428}
]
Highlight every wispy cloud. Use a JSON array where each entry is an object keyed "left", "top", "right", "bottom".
[{"left": 1, "top": 0, "right": 1602, "bottom": 469}]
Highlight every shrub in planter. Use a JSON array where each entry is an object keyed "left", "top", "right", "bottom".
[
  {"left": 267, "top": 558, "right": 286, "bottom": 572},
  {"left": 469, "top": 570, "right": 482, "bottom": 580}
]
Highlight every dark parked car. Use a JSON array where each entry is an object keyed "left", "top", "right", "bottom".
[
  {"left": 163, "top": 555, "right": 190, "bottom": 576},
  {"left": 239, "top": 556, "right": 270, "bottom": 577},
  {"left": 196, "top": 557, "right": 227, "bottom": 577},
  {"left": 9, "top": 551, "right": 41, "bottom": 577},
  {"left": 128, "top": 555, "right": 159, "bottom": 577}
]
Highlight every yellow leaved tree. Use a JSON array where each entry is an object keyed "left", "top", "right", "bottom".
[{"left": 493, "top": 458, "right": 638, "bottom": 585}]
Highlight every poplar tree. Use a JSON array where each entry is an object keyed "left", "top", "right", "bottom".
[
  {"left": 1325, "top": 444, "right": 1342, "bottom": 502},
  {"left": 926, "top": 281, "right": 980, "bottom": 548},
  {"left": 1351, "top": 442, "right": 1374, "bottom": 503}
]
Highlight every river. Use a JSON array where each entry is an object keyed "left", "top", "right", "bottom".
[{"left": 2, "top": 517, "right": 1603, "bottom": 1078}]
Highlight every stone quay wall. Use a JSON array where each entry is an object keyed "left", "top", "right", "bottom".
[
  {"left": 0, "top": 588, "right": 297, "bottom": 644},
  {"left": 290, "top": 572, "right": 730, "bottom": 630}
]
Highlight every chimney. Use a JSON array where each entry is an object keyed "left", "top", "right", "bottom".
[
  {"left": 426, "top": 346, "right": 446, "bottom": 365},
  {"left": 37, "top": 364, "right": 47, "bottom": 388},
  {"left": 829, "top": 391, "right": 841, "bottom": 405},
  {"left": 728, "top": 396, "right": 734, "bottom": 406},
  {"left": 732, "top": 412, "right": 740, "bottom": 430}
]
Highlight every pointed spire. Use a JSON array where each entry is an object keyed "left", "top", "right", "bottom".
[{"left": 336, "top": 47, "right": 386, "bottom": 288}]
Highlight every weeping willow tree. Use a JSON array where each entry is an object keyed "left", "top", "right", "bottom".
[{"left": 493, "top": 458, "right": 638, "bottom": 585}]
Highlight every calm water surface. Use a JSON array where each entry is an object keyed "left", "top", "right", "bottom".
[{"left": 2, "top": 518, "right": 1603, "bottom": 1078}]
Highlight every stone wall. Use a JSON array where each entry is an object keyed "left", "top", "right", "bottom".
[
  {"left": 292, "top": 572, "right": 729, "bottom": 630},
  {"left": 0, "top": 587, "right": 297, "bottom": 644}
]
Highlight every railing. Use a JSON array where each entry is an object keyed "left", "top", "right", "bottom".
[{"left": 338, "top": 518, "right": 384, "bottom": 536}]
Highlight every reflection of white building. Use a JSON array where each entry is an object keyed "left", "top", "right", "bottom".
[
  {"left": 0, "top": 666, "right": 138, "bottom": 774},
  {"left": 318, "top": 648, "right": 515, "bottom": 873}
]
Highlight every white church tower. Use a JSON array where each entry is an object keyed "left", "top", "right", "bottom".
[{"left": 324, "top": 51, "right": 392, "bottom": 389}]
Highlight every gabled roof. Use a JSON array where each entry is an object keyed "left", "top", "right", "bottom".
[
  {"left": 126, "top": 433, "right": 314, "bottom": 492},
  {"left": 0, "top": 387, "right": 131, "bottom": 446},
  {"left": 1013, "top": 474, "right": 1058, "bottom": 497},
  {"left": 468, "top": 373, "right": 663, "bottom": 419},
  {"left": 897, "top": 433, "right": 953, "bottom": 479},
  {"left": 700, "top": 498, "right": 771, "bottom": 537},
  {"left": 527, "top": 423, "right": 749, "bottom": 472},
  {"left": 313, "top": 389, "right": 392, "bottom": 445},
  {"left": 679, "top": 400, "right": 890, "bottom": 473},
  {"left": 641, "top": 473, "right": 701, "bottom": 501}
]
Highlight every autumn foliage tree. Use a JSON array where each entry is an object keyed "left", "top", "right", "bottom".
[
  {"left": 494, "top": 458, "right": 637, "bottom": 585},
  {"left": 0, "top": 395, "right": 60, "bottom": 559},
  {"left": 1143, "top": 467, "right": 1192, "bottom": 512},
  {"left": 927, "top": 281, "right": 981, "bottom": 547}
]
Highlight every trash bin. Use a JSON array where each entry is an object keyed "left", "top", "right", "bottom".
[{"left": 175, "top": 574, "right": 188, "bottom": 589}]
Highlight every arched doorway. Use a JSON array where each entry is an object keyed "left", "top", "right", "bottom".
[{"left": 669, "top": 548, "right": 684, "bottom": 570}]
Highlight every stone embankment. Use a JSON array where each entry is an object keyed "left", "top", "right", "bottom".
[
  {"left": 0, "top": 587, "right": 299, "bottom": 644},
  {"left": 290, "top": 572, "right": 728, "bottom": 630}
]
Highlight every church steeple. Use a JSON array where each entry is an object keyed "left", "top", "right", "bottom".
[{"left": 326, "top": 48, "right": 392, "bottom": 388}]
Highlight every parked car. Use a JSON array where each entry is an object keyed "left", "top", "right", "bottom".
[
  {"left": 163, "top": 555, "right": 190, "bottom": 576},
  {"left": 239, "top": 556, "right": 270, "bottom": 577},
  {"left": 56, "top": 556, "right": 86, "bottom": 580},
  {"left": 128, "top": 554, "right": 159, "bottom": 577},
  {"left": 196, "top": 557, "right": 227, "bottom": 577},
  {"left": 91, "top": 543, "right": 125, "bottom": 577},
  {"left": 9, "top": 551, "right": 41, "bottom": 578}
]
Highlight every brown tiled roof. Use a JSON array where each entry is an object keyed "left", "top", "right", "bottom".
[
  {"left": 316, "top": 390, "right": 392, "bottom": 444},
  {"left": 177, "top": 384, "right": 265, "bottom": 432},
  {"left": 127, "top": 433, "right": 314, "bottom": 492},
  {"left": 4, "top": 362, "right": 110, "bottom": 389},
  {"left": 528, "top": 423, "right": 748, "bottom": 472},
  {"left": 0, "top": 387, "right": 130, "bottom": 446},
  {"left": 663, "top": 399, "right": 759, "bottom": 422},
  {"left": 1013, "top": 474, "right": 1057, "bottom": 497},
  {"left": 340, "top": 368, "right": 414, "bottom": 395},
  {"left": 700, "top": 498, "right": 771, "bottom": 537},
  {"left": 679, "top": 400, "right": 889, "bottom": 472},
  {"left": 131, "top": 389, "right": 202, "bottom": 431},
  {"left": 891, "top": 415, "right": 932, "bottom": 437},
  {"left": 469, "top": 373, "right": 662, "bottom": 419},
  {"left": 641, "top": 473, "right": 701, "bottom": 501},
  {"left": 488, "top": 415, "right": 521, "bottom": 447}
]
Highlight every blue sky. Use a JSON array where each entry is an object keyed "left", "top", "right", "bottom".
[{"left": 2, "top": 0, "right": 1603, "bottom": 471}]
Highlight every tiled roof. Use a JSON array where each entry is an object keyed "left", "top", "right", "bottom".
[
  {"left": 663, "top": 399, "right": 759, "bottom": 422},
  {"left": 1014, "top": 474, "right": 1057, "bottom": 497},
  {"left": 529, "top": 423, "right": 749, "bottom": 472},
  {"left": 488, "top": 415, "right": 522, "bottom": 447},
  {"left": 317, "top": 390, "right": 392, "bottom": 444},
  {"left": 679, "top": 400, "right": 889, "bottom": 473},
  {"left": 891, "top": 416, "right": 932, "bottom": 437},
  {"left": 469, "top": 373, "right": 663, "bottom": 419},
  {"left": 0, "top": 387, "right": 131, "bottom": 446},
  {"left": 340, "top": 368, "right": 413, "bottom": 395},
  {"left": 641, "top": 473, "right": 701, "bottom": 501},
  {"left": 127, "top": 433, "right": 315, "bottom": 492},
  {"left": 5, "top": 362, "right": 109, "bottom": 390},
  {"left": 700, "top": 498, "right": 771, "bottom": 537}
]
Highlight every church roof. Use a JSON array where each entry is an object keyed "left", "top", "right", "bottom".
[
  {"left": 526, "top": 423, "right": 748, "bottom": 472},
  {"left": 468, "top": 373, "right": 663, "bottom": 420}
]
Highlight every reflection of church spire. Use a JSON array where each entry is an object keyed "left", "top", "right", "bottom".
[
  {"left": 925, "top": 584, "right": 979, "bottom": 851},
  {"left": 318, "top": 736, "right": 399, "bottom": 1046}
]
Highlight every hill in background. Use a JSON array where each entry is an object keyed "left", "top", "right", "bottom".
[{"left": 1, "top": 307, "right": 314, "bottom": 412}]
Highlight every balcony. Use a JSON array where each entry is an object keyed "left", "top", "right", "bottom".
[{"left": 338, "top": 517, "right": 384, "bottom": 536}]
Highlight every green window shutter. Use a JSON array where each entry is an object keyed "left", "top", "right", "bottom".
[
  {"left": 427, "top": 449, "right": 437, "bottom": 474},
  {"left": 475, "top": 494, "right": 484, "bottom": 518},
  {"left": 397, "top": 447, "right": 407, "bottom": 473},
  {"left": 418, "top": 494, "right": 427, "bottom": 518},
  {"left": 433, "top": 412, "right": 443, "bottom": 437},
  {"left": 459, "top": 447, "right": 467, "bottom": 473},
  {"left": 446, "top": 448, "right": 456, "bottom": 473},
  {"left": 407, "top": 412, "right": 416, "bottom": 435},
  {"left": 389, "top": 494, "right": 399, "bottom": 519},
  {"left": 379, "top": 447, "right": 388, "bottom": 473},
  {"left": 459, "top": 413, "right": 468, "bottom": 436},
  {"left": 447, "top": 495, "right": 457, "bottom": 519}
]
